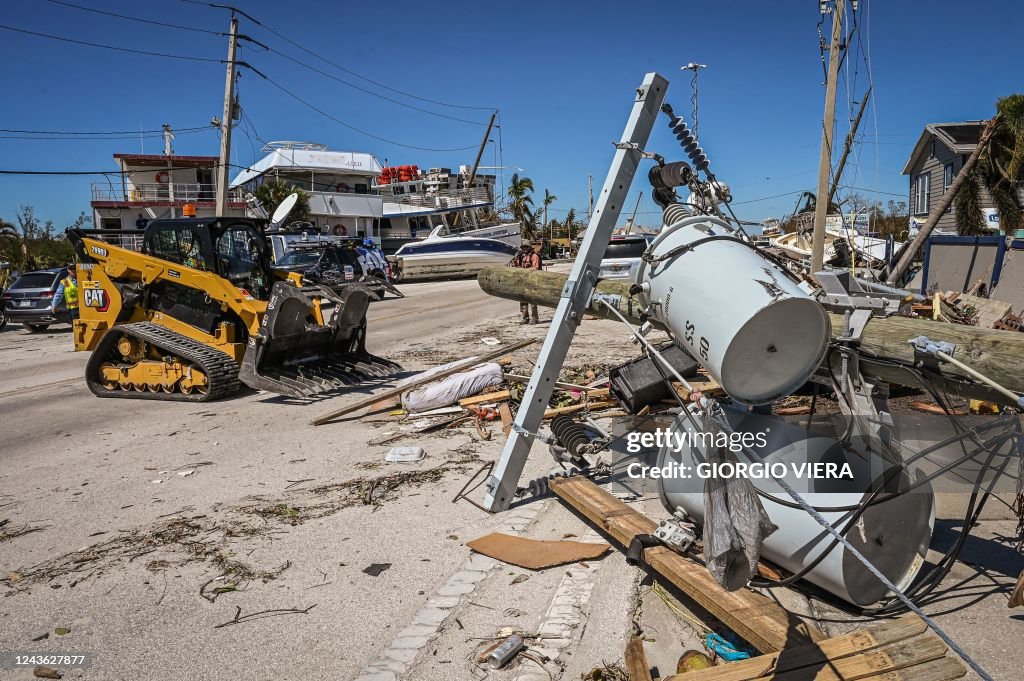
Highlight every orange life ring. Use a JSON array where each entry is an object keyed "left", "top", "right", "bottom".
[
  {"left": 332, "top": 224, "right": 348, "bottom": 236},
  {"left": 336, "top": 182, "right": 350, "bottom": 193},
  {"left": 155, "top": 171, "right": 170, "bottom": 184}
]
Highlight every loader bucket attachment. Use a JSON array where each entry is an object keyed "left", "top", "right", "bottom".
[{"left": 239, "top": 281, "right": 401, "bottom": 397}]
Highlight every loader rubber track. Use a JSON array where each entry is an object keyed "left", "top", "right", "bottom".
[{"left": 85, "top": 322, "right": 241, "bottom": 402}]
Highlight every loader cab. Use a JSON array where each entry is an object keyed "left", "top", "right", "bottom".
[{"left": 143, "top": 218, "right": 273, "bottom": 300}]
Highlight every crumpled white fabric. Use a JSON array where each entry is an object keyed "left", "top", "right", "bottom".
[{"left": 401, "top": 361, "right": 504, "bottom": 413}]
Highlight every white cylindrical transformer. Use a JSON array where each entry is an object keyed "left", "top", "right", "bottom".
[
  {"left": 656, "top": 410, "right": 934, "bottom": 605},
  {"left": 635, "top": 215, "right": 831, "bottom": 404}
]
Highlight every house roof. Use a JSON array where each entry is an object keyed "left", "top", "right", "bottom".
[
  {"left": 901, "top": 121, "right": 988, "bottom": 175},
  {"left": 113, "top": 154, "right": 219, "bottom": 168}
]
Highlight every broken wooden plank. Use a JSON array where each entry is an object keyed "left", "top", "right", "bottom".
[
  {"left": 547, "top": 476, "right": 824, "bottom": 653},
  {"left": 665, "top": 622, "right": 949, "bottom": 681},
  {"left": 624, "top": 637, "right": 654, "bottom": 681},
  {"left": 499, "top": 402, "right": 513, "bottom": 438},
  {"left": 458, "top": 390, "right": 512, "bottom": 407},
  {"left": 673, "top": 378, "right": 725, "bottom": 401},
  {"left": 466, "top": 532, "right": 610, "bottom": 570},
  {"left": 311, "top": 338, "right": 538, "bottom": 426},
  {"left": 542, "top": 400, "right": 614, "bottom": 419}
]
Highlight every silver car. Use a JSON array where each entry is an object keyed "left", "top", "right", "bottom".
[
  {"left": 1, "top": 268, "right": 72, "bottom": 332},
  {"left": 598, "top": 235, "right": 653, "bottom": 280}
]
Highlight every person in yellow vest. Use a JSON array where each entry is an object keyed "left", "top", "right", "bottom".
[{"left": 51, "top": 265, "right": 79, "bottom": 322}]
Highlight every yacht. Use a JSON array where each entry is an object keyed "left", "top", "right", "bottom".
[{"left": 389, "top": 225, "right": 518, "bottom": 282}]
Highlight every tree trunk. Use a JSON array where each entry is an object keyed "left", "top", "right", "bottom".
[{"left": 885, "top": 117, "right": 1000, "bottom": 285}]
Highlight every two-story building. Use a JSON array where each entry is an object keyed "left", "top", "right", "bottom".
[
  {"left": 902, "top": 121, "right": 999, "bottom": 234},
  {"left": 90, "top": 153, "right": 247, "bottom": 238}
]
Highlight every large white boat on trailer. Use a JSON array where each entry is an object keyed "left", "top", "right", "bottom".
[{"left": 389, "top": 225, "right": 518, "bottom": 282}]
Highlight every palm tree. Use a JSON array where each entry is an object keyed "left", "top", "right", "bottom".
[
  {"left": 254, "top": 180, "right": 311, "bottom": 228},
  {"left": 564, "top": 207, "right": 578, "bottom": 252},
  {"left": 953, "top": 94, "right": 1024, "bottom": 235},
  {"left": 887, "top": 94, "right": 1023, "bottom": 284},
  {"left": 541, "top": 188, "right": 557, "bottom": 239},
  {"left": 507, "top": 173, "right": 536, "bottom": 239}
]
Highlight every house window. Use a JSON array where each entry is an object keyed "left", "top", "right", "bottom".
[
  {"left": 913, "top": 173, "right": 930, "bottom": 215},
  {"left": 929, "top": 139, "right": 936, "bottom": 159},
  {"left": 943, "top": 163, "right": 954, "bottom": 213}
]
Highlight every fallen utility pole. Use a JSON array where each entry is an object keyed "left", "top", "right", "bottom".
[
  {"left": 477, "top": 266, "right": 1024, "bottom": 407},
  {"left": 811, "top": 0, "right": 844, "bottom": 275},
  {"left": 453, "top": 111, "right": 497, "bottom": 227},
  {"left": 310, "top": 338, "right": 538, "bottom": 426}
]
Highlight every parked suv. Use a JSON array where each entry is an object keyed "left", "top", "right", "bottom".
[
  {"left": 1, "top": 268, "right": 72, "bottom": 332},
  {"left": 274, "top": 242, "right": 396, "bottom": 300},
  {"left": 598, "top": 235, "right": 653, "bottom": 281}
]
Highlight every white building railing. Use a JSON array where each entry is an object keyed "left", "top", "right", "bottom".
[
  {"left": 91, "top": 183, "right": 244, "bottom": 203},
  {"left": 379, "top": 185, "right": 493, "bottom": 210}
]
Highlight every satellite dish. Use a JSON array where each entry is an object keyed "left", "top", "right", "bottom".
[{"left": 271, "top": 193, "right": 299, "bottom": 227}]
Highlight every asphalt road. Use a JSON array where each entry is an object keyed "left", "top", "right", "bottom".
[{"left": 0, "top": 274, "right": 1020, "bottom": 681}]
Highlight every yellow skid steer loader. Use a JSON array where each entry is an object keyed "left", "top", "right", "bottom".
[{"left": 67, "top": 216, "right": 399, "bottom": 401}]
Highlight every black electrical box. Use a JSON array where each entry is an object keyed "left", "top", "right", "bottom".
[{"left": 608, "top": 343, "right": 700, "bottom": 414}]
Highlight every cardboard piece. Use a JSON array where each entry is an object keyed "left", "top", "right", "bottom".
[{"left": 467, "top": 532, "right": 610, "bottom": 570}]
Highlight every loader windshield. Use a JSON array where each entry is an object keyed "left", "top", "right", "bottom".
[{"left": 216, "top": 223, "right": 272, "bottom": 300}]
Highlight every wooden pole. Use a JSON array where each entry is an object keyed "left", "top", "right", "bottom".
[
  {"left": 310, "top": 338, "right": 538, "bottom": 426},
  {"left": 215, "top": 15, "right": 238, "bottom": 216},
  {"left": 828, "top": 87, "right": 870, "bottom": 207},
  {"left": 477, "top": 266, "right": 1024, "bottom": 406},
  {"left": 811, "top": 0, "right": 844, "bottom": 275}
]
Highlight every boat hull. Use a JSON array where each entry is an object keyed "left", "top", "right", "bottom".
[{"left": 392, "top": 238, "right": 517, "bottom": 281}]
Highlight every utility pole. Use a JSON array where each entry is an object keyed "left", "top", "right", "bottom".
[
  {"left": 587, "top": 174, "right": 594, "bottom": 221},
  {"left": 215, "top": 14, "right": 239, "bottom": 216},
  {"left": 454, "top": 111, "right": 496, "bottom": 227},
  {"left": 828, "top": 87, "right": 870, "bottom": 207},
  {"left": 810, "top": 0, "right": 844, "bottom": 275}
]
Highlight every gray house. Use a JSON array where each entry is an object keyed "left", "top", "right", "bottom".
[{"left": 902, "top": 121, "right": 998, "bottom": 233}]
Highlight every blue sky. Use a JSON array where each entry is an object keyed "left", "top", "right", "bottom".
[{"left": 0, "top": 0, "right": 1020, "bottom": 230}]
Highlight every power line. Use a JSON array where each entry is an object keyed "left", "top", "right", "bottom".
[
  {"left": 257, "top": 72, "right": 479, "bottom": 153},
  {"left": 46, "top": 0, "right": 225, "bottom": 36},
  {"left": 183, "top": 0, "right": 494, "bottom": 112},
  {"left": 731, "top": 190, "right": 808, "bottom": 205},
  {"left": 0, "top": 125, "right": 210, "bottom": 136},
  {"left": 45, "top": 0, "right": 488, "bottom": 126},
  {"left": 0, "top": 23, "right": 223, "bottom": 62},
  {"left": 261, "top": 45, "right": 490, "bottom": 126},
  {"left": 0, "top": 128, "right": 215, "bottom": 141}
]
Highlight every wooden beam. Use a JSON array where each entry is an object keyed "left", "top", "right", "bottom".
[
  {"left": 478, "top": 267, "right": 1024, "bottom": 406},
  {"left": 547, "top": 476, "right": 824, "bottom": 654},
  {"left": 458, "top": 390, "right": 512, "bottom": 407},
  {"left": 310, "top": 338, "right": 539, "bottom": 426},
  {"left": 667, "top": 618, "right": 946, "bottom": 675},
  {"left": 624, "top": 637, "right": 653, "bottom": 681}
]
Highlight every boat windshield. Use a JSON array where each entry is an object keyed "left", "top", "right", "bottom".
[{"left": 277, "top": 250, "right": 323, "bottom": 267}]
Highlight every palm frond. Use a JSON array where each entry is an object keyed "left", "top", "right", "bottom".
[{"left": 954, "top": 168, "right": 986, "bottom": 235}]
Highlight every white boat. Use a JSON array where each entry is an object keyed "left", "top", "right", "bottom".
[
  {"left": 771, "top": 228, "right": 898, "bottom": 266},
  {"left": 390, "top": 226, "right": 519, "bottom": 282},
  {"left": 773, "top": 229, "right": 841, "bottom": 263}
]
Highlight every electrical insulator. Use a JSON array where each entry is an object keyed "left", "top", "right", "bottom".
[{"left": 667, "top": 116, "right": 710, "bottom": 171}]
